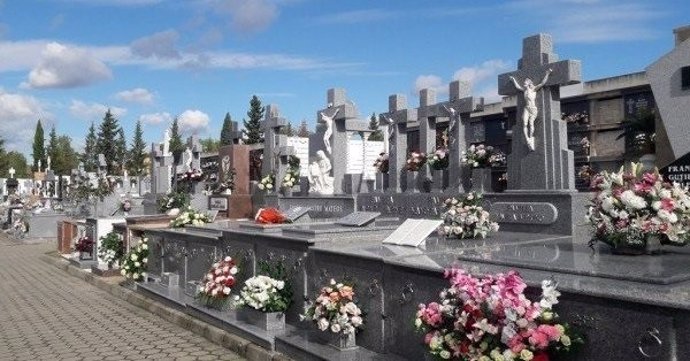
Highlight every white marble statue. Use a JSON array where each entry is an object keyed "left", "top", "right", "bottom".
[
  {"left": 183, "top": 148, "right": 193, "bottom": 171},
  {"left": 319, "top": 108, "right": 340, "bottom": 155},
  {"left": 162, "top": 129, "right": 171, "bottom": 155},
  {"left": 46, "top": 156, "right": 51, "bottom": 171},
  {"left": 443, "top": 105, "right": 458, "bottom": 145},
  {"left": 307, "top": 150, "right": 334, "bottom": 194},
  {"left": 37, "top": 159, "right": 42, "bottom": 172},
  {"left": 509, "top": 68, "right": 552, "bottom": 151}
]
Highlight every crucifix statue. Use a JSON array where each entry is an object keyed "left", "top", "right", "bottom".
[
  {"left": 508, "top": 69, "right": 553, "bottom": 151},
  {"left": 319, "top": 108, "right": 340, "bottom": 155}
]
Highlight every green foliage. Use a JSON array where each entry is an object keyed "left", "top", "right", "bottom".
[
  {"left": 617, "top": 108, "right": 657, "bottom": 155},
  {"left": 257, "top": 259, "right": 294, "bottom": 312},
  {"left": 32, "top": 120, "right": 45, "bottom": 171},
  {"left": 220, "top": 113, "right": 236, "bottom": 146},
  {"left": 368, "top": 112, "right": 384, "bottom": 141},
  {"left": 0, "top": 137, "right": 7, "bottom": 177},
  {"left": 243, "top": 95, "right": 264, "bottom": 144},
  {"left": 200, "top": 138, "right": 220, "bottom": 153},
  {"left": 96, "top": 109, "right": 122, "bottom": 174},
  {"left": 2, "top": 151, "right": 29, "bottom": 178},
  {"left": 115, "top": 127, "right": 127, "bottom": 174},
  {"left": 70, "top": 174, "right": 114, "bottom": 203},
  {"left": 53, "top": 135, "right": 79, "bottom": 175},
  {"left": 82, "top": 122, "right": 98, "bottom": 172},
  {"left": 158, "top": 190, "right": 191, "bottom": 213},
  {"left": 169, "top": 118, "right": 185, "bottom": 158},
  {"left": 296, "top": 120, "right": 310, "bottom": 137},
  {"left": 47, "top": 126, "right": 58, "bottom": 168},
  {"left": 127, "top": 120, "right": 147, "bottom": 176},
  {"left": 280, "top": 122, "right": 294, "bottom": 136},
  {"left": 98, "top": 231, "right": 124, "bottom": 267}
]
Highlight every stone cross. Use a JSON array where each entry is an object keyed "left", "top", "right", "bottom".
[
  {"left": 498, "top": 33, "right": 581, "bottom": 190},
  {"left": 445, "top": 80, "right": 482, "bottom": 193},
  {"left": 187, "top": 135, "right": 203, "bottom": 170},
  {"left": 229, "top": 121, "right": 243, "bottom": 145},
  {"left": 380, "top": 94, "right": 417, "bottom": 192},
  {"left": 8, "top": 167, "right": 15, "bottom": 179},
  {"left": 261, "top": 104, "right": 290, "bottom": 182}
]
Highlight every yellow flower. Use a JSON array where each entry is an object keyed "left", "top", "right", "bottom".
[
  {"left": 555, "top": 324, "right": 565, "bottom": 334},
  {"left": 561, "top": 335, "right": 572, "bottom": 347},
  {"left": 520, "top": 349, "right": 533, "bottom": 361}
]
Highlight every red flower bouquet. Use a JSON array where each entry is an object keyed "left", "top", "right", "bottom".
[{"left": 255, "top": 207, "right": 288, "bottom": 224}]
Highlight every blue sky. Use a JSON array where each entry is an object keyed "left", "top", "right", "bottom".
[{"left": 0, "top": 0, "right": 687, "bottom": 155}]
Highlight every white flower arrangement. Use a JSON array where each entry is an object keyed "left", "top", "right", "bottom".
[
  {"left": 438, "top": 192, "right": 499, "bottom": 239},
  {"left": 257, "top": 174, "right": 275, "bottom": 192},
  {"left": 235, "top": 275, "right": 291, "bottom": 312},
  {"left": 301, "top": 279, "right": 363, "bottom": 335},
  {"left": 120, "top": 238, "right": 149, "bottom": 281},
  {"left": 282, "top": 169, "right": 299, "bottom": 189},
  {"left": 170, "top": 207, "right": 212, "bottom": 228}
]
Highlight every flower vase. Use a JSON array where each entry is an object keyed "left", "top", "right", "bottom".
[
  {"left": 281, "top": 187, "right": 293, "bottom": 197},
  {"left": 406, "top": 171, "right": 419, "bottom": 193},
  {"left": 222, "top": 189, "right": 232, "bottom": 195},
  {"left": 471, "top": 168, "right": 492, "bottom": 193},
  {"left": 609, "top": 235, "right": 662, "bottom": 255},
  {"left": 237, "top": 308, "right": 285, "bottom": 331},
  {"left": 375, "top": 172, "right": 387, "bottom": 192},
  {"left": 431, "top": 169, "right": 447, "bottom": 192},
  {"left": 321, "top": 332, "right": 358, "bottom": 351},
  {"left": 79, "top": 251, "right": 93, "bottom": 261}
]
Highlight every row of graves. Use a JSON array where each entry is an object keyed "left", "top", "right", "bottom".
[{"left": 54, "top": 33, "right": 690, "bottom": 361}]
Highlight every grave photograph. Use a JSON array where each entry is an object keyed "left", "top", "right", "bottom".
[{"left": 2, "top": 1, "right": 690, "bottom": 361}]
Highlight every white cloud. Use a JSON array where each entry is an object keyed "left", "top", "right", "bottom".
[
  {"left": 413, "top": 74, "right": 445, "bottom": 95},
  {"left": 22, "top": 42, "right": 112, "bottom": 89},
  {"left": 139, "top": 111, "right": 172, "bottom": 125},
  {"left": 452, "top": 60, "right": 510, "bottom": 86},
  {"left": 115, "top": 88, "right": 155, "bottom": 105},
  {"left": 0, "top": 89, "right": 52, "bottom": 152},
  {"left": 178, "top": 109, "right": 210, "bottom": 134},
  {"left": 205, "top": 0, "right": 279, "bottom": 34},
  {"left": 69, "top": 100, "right": 126, "bottom": 120},
  {"left": 130, "top": 29, "right": 180, "bottom": 59}
]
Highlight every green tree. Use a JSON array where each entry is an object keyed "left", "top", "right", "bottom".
[
  {"left": 296, "top": 120, "right": 310, "bottom": 138},
  {"left": 115, "top": 127, "right": 127, "bottom": 174},
  {"left": 243, "top": 95, "right": 264, "bottom": 144},
  {"left": 47, "top": 126, "right": 58, "bottom": 169},
  {"left": 96, "top": 109, "right": 121, "bottom": 174},
  {"left": 0, "top": 137, "right": 7, "bottom": 176},
  {"left": 169, "top": 118, "right": 185, "bottom": 157},
  {"left": 4, "top": 151, "right": 29, "bottom": 178},
  {"left": 32, "top": 120, "right": 45, "bottom": 171},
  {"left": 200, "top": 137, "right": 220, "bottom": 152},
  {"left": 368, "top": 112, "right": 384, "bottom": 141},
  {"left": 281, "top": 122, "right": 294, "bottom": 136},
  {"left": 82, "top": 122, "right": 98, "bottom": 172},
  {"left": 53, "top": 135, "right": 79, "bottom": 174},
  {"left": 220, "top": 113, "right": 236, "bottom": 146},
  {"left": 127, "top": 120, "right": 147, "bottom": 176}
]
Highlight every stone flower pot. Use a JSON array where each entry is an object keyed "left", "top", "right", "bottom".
[
  {"left": 281, "top": 186, "right": 293, "bottom": 197},
  {"left": 431, "top": 169, "right": 447, "bottom": 192},
  {"left": 375, "top": 172, "right": 388, "bottom": 192},
  {"left": 406, "top": 171, "right": 419, "bottom": 193},
  {"left": 470, "top": 168, "right": 492, "bottom": 193},
  {"left": 319, "top": 331, "right": 358, "bottom": 351},
  {"left": 237, "top": 307, "right": 285, "bottom": 331}
]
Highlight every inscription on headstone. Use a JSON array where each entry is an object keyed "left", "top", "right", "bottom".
[
  {"left": 490, "top": 202, "right": 558, "bottom": 224},
  {"left": 335, "top": 211, "right": 381, "bottom": 227},
  {"left": 208, "top": 196, "right": 228, "bottom": 211},
  {"left": 283, "top": 206, "right": 311, "bottom": 223},
  {"left": 660, "top": 151, "right": 690, "bottom": 189}
]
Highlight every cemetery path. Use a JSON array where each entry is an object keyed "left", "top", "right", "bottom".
[{"left": 0, "top": 235, "right": 246, "bottom": 361}]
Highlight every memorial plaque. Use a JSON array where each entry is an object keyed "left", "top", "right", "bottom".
[
  {"left": 208, "top": 196, "right": 228, "bottom": 211},
  {"left": 335, "top": 211, "right": 381, "bottom": 227},
  {"left": 469, "top": 121, "right": 486, "bottom": 143},
  {"left": 283, "top": 206, "right": 311, "bottom": 223},
  {"left": 660, "top": 151, "right": 690, "bottom": 189},
  {"left": 382, "top": 219, "right": 443, "bottom": 247},
  {"left": 490, "top": 202, "right": 558, "bottom": 225}
]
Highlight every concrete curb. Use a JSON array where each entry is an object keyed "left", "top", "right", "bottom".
[{"left": 40, "top": 253, "right": 293, "bottom": 361}]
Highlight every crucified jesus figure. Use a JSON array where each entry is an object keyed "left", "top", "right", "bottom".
[
  {"left": 509, "top": 68, "right": 552, "bottom": 151},
  {"left": 320, "top": 108, "right": 340, "bottom": 155}
]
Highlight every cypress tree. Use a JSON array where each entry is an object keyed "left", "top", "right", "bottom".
[
  {"left": 116, "top": 127, "right": 127, "bottom": 174},
  {"left": 96, "top": 109, "right": 121, "bottom": 174},
  {"left": 243, "top": 95, "right": 264, "bottom": 144},
  {"left": 169, "top": 118, "right": 185, "bottom": 157},
  {"left": 47, "top": 126, "right": 58, "bottom": 169},
  {"left": 32, "top": 120, "right": 45, "bottom": 171},
  {"left": 128, "top": 120, "right": 147, "bottom": 176},
  {"left": 368, "top": 112, "right": 384, "bottom": 141},
  {"left": 82, "top": 122, "right": 98, "bottom": 172},
  {"left": 220, "top": 112, "right": 235, "bottom": 146},
  {"left": 297, "top": 120, "right": 310, "bottom": 137}
]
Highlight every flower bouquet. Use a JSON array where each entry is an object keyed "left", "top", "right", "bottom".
[
  {"left": 373, "top": 153, "right": 390, "bottom": 174},
  {"left": 427, "top": 148, "right": 449, "bottom": 171},
  {"left": 121, "top": 238, "right": 149, "bottom": 281},
  {"left": 158, "top": 190, "right": 190, "bottom": 214},
  {"left": 438, "top": 192, "right": 499, "bottom": 239},
  {"left": 488, "top": 150, "right": 507, "bottom": 167},
  {"left": 182, "top": 168, "right": 204, "bottom": 182},
  {"left": 75, "top": 236, "right": 94, "bottom": 259},
  {"left": 406, "top": 151, "right": 427, "bottom": 172},
  {"left": 302, "top": 279, "right": 363, "bottom": 350},
  {"left": 258, "top": 174, "right": 276, "bottom": 192},
  {"left": 254, "top": 207, "right": 288, "bottom": 224},
  {"left": 586, "top": 163, "right": 690, "bottom": 254},
  {"left": 170, "top": 207, "right": 212, "bottom": 228},
  {"left": 461, "top": 144, "right": 496, "bottom": 168},
  {"left": 416, "top": 268, "right": 581, "bottom": 361},
  {"left": 197, "top": 256, "right": 239, "bottom": 309},
  {"left": 235, "top": 274, "right": 291, "bottom": 330},
  {"left": 98, "top": 231, "right": 124, "bottom": 269},
  {"left": 120, "top": 198, "right": 132, "bottom": 213},
  {"left": 282, "top": 168, "right": 300, "bottom": 189}
]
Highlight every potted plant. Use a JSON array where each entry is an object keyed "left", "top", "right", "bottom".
[
  {"left": 427, "top": 148, "right": 449, "bottom": 191},
  {"left": 235, "top": 261, "right": 293, "bottom": 330},
  {"left": 438, "top": 192, "right": 499, "bottom": 240},
  {"left": 302, "top": 279, "right": 363, "bottom": 350},
  {"left": 416, "top": 268, "right": 582, "bottom": 361},
  {"left": 586, "top": 163, "right": 690, "bottom": 254},
  {"left": 75, "top": 236, "right": 94, "bottom": 260},
  {"left": 281, "top": 156, "right": 301, "bottom": 196},
  {"left": 196, "top": 256, "right": 239, "bottom": 310},
  {"left": 157, "top": 190, "right": 190, "bottom": 216},
  {"left": 257, "top": 174, "right": 276, "bottom": 193},
  {"left": 97, "top": 231, "right": 124, "bottom": 269},
  {"left": 462, "top": 144, "right": 499, "bottom": 193},
  {"left": 121, "top": 238, "right": 149, "bottom": 282},
  {"left": 373, "top": 152, "right": 389, "bottom": 192},
  {"left": 405, "top": 151, "right": 427, "bottom": 193}
]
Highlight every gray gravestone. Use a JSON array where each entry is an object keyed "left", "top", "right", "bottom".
[
  {"left": 380, "top": 94, "right": 417, "bottom": 192},
  {"left": 283, "top": 206, "right": 311, "bottom": 223},
  {"left": 498, "top": 34, "right": 580, "bottom": 190},
  {"left": 335, "top": 211, "right": 381, "bottom": 227},
  {"left": 445, "top": 80, "right": 483, "bottom": 192},
  {"left": 261, "top": 104, "right": 290, "bottom": 188}
]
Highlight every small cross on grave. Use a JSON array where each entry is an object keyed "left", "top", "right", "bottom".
[
  {"left": 380, "top": 94, "right": 417, "bottom": 193},
  {"left": 445, "top": 80, "right": 483, "bottom": 193},
  {"left": 498, "top": 33, "right": 581, "bottom": 190},
  {"left": 8, "top": 167, "right": 15, "bottom": 179}
]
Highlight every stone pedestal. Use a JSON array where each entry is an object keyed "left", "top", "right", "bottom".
[
  {"left": 237, "top": 308, "right": 286, "bottom": 331},
  {"left": 405, "top": 172, "right": 419, "bottom": 193},
  {"left": 470, "top": 168, "right": 492, "bottom": 193},
  {"left": 431, "top": 169, "right": 447, "bottom": 192},
  {"left": 375, "top": 173, "right": 388, "bottom": 192}
]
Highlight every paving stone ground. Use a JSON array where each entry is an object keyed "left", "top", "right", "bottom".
[{"left": 0, "top": 235, "right": 246, "bottom": 361}]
